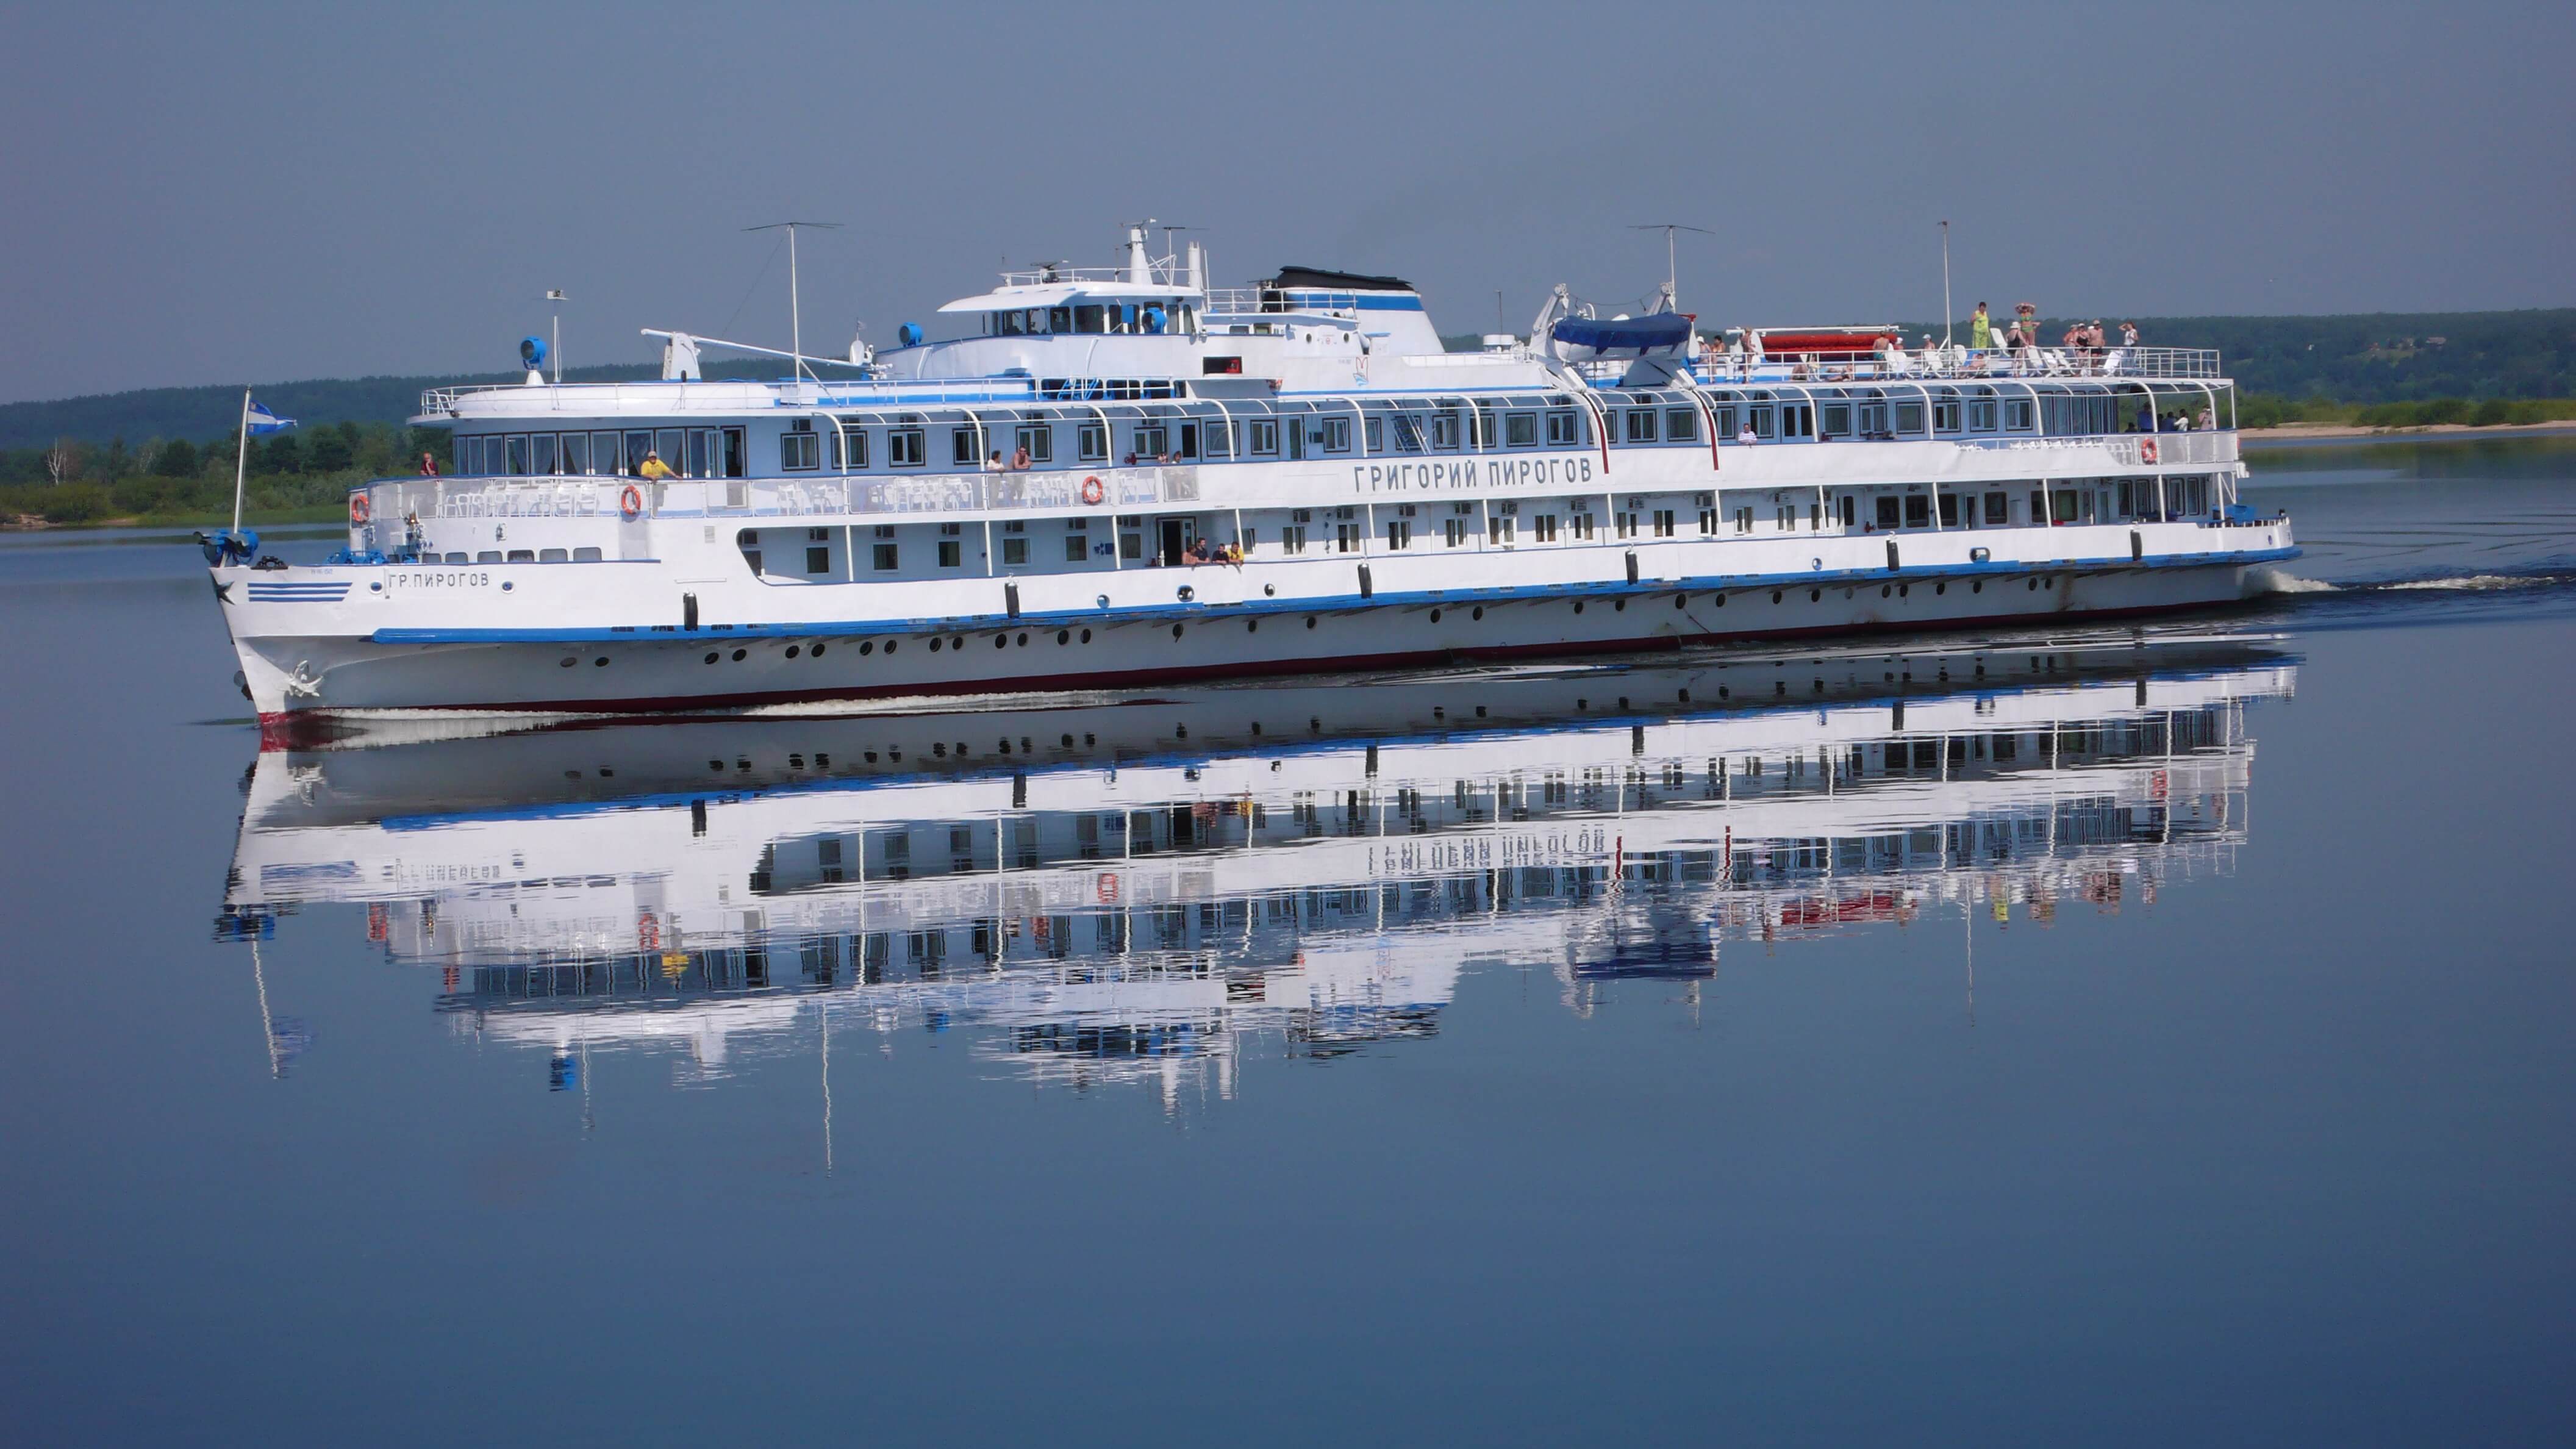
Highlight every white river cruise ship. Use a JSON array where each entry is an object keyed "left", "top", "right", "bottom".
[{"left": 203, "top": 226, "right": 2294, "bottom": 732}]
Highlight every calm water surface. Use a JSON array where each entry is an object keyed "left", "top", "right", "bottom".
[{"left": 4, "top": 438, "right": 2572, "bottom": 1445}]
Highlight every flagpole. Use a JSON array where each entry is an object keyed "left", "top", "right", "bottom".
[{"left": 231, "top": 387, "right": 251, "bottom": 537}]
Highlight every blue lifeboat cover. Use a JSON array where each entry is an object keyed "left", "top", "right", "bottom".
[{"left": 1551, "top": 313, "right": 1691, "bottom": 354}]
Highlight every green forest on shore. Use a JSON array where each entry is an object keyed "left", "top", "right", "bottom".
[{"left": 4, "top": 309, "right": 2568, "bottom": 529}]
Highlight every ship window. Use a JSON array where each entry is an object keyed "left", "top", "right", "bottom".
[
  {"left": 1533, "top": 514, "right": 1558, "bottom": 543},
  {"left": 1735, "top": 507, "right": 1754, "bottom": 533},
  {"left": 1938, "top": 493, "right": 1962, "bottom": 528},
  {"left": 1322, "top": 417, "right": 1351, "bottom": 453},
  {"left": 1623, "top": 410, "right": 1657, "bottom": 443},
  {"left": 1985, "top": 491, "right": 2009, "bottom": 524},
  {"left": 1430, "top": 414, "right": 1459, "bottom": 449},
  {"left": 1076, "top": 421, "right": 1107, "bottom": 462},
  {"left": 504, "top": 435, "right": 529, "bottom": 475},
  {"left": 1653, "top": 509, "right": 1676, "bottom": 537},
  {"left": 806, "top": 545, "right": 831, "bottom": 573},
  {"left": 561, "top": 434, "right": 589, "bottom": 475},
  {"left": 1877, "top": 496, "right": 1901, "bottom": 529},
  {"left": 937, "top": 540, "right": 963, "bottom": 568},
  {"left": 721, "top": 427, "right": 746, "bottom": 477},
  {"left": 687, "top": 429, "right": 714, "bottom": 478},
  {"left": 1281, "top": 524, "right": 1307, "bottom": 554},
  {"left": 873, "top": 543, "right": 898, "bottom": 570},
  {"left": 1905, "top": 495, "right": 1931, "bottom": 528},
  {"left": 1545, "top": 410, "right": 1578, "bottom": 445},
  {"left": 1245, "top": 418, "right": 1278, "bottom": 456},
  {"left": 1750, "top": 406, "right": 1775, "bottom": 439},
  {"left": 1365, "top": 417, "right": 1384, "bottom": 452},
  {"left": 1134, "top": 424, "right": 1168, "bottom": 459},
  {"left": 1444, "top": 517, "right": 1467, "bottom": 547},
  {"left": 781, "top": 420, "right": 820, "bottom": 471},
  {"left": 2006, "top": 399, "right": 2035, "bottom": 431},
  {"left": 832, "top": 423, "right": 868, "bottom": 470},
  {"left": 1709, "top": 406, "right": 1736, "bottom": 438},
  {"left": 1049, "top": 307, "right": 1072, "bottom": 334},
  {"left": 1969, "top": 399, "right": 1998, "bottom": 431},
  {"left": 889, "top": 428, "right": 926, "bottom": 467},
  {"left": 1783, "top": 404, "right": 1814, "bottom": 438},
  {"left": 953, "top": 427, "right": 980, "bottom": 465},
  {"left": 1177, "top": 421, "right": 1199, "bottom": 459},
  {"left": 573, "top": 546, "right": 603, "bottom": 562},
  {"left": 532, "top": 434, "right": 557, "bottom": 475},
  {"left": 1002, "top": 537, "right": 1029, "bottom": 566},
  {"left": 1073, "top": 304, "right": 1107, "bottom": 334},
  {"left": 1858, "top": 402, "right": 1888, "bottom": 435},
  {"left": 1897, "top": 401, "right": 1925, "bottom": 434},
  {"left": 656, "top": 428, "right": 685, "bottom": 474},
  {"left": 626, "top": 431, "right": 654, "bottom": 476},
  {"left": 1821, "top": 404, "right": 1853, "bottom": 437},
  {"left": 1203, "top": 418, "right": 1231, "bottom": 457},
  {"left": 507, "top": 549, "right": 535, "bottom": 563},
  {"left": 1490, "top": 412, "right": 1531, "bottom": 448},
  {"left": 1015, "top": 424, "right": 1052, "bottom": 463},
  {"left": 1666, "top": 407, "right": 1698, "bottom": 442},
  {"left": 540, "top": 547, "right": 568, "bottom": 563},
  {"left": 1385, "top": 518, "right": 1412, "bottom": 549}
]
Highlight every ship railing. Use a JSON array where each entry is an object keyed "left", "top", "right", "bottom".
[
  {"left": 1674, "top": 345, "right": 2223, "bottom": 386},
  {"left": 1952, "top": 430, "right": 2238, "bottom": 467},
  {"left": 356, "top": 465, "right": 1209, "bottom": 523}
]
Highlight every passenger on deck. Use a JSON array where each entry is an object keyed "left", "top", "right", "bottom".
[
  {"left": 984, "top": 450, "right": 1005, "bottom": 472},
  {"left": 2197, "top": 406, "right": 2216, "bottom": 429},
  {"left": 1969, "top": 302, "right": 1993, "bottom": 351},
  {"left": 418, "top": 452, "right": 440, "bottom": 477},
  {"left": 1011, "top": 445, "right": 1032, "bottom": 470},
  {"left": 1183, "top": 537, "right": 1214, "bottom": 565},
  {"left": 2120, "top": 321, "right": 2140, "bottom": 348},
  {"left": 1220, "top": 541, "right": 1243, "bottom": 566},
  {"left": 1737, "top": 423, "right": 1758, "bottom": 445},
  {"left": 637, "top": 450, "right": 677, "bottom": 481}
]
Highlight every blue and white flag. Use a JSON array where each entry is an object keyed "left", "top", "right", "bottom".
[{"left": 246, "top": 399, "right": 296, "bottom": 435}]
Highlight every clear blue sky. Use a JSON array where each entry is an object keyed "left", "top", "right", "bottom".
[{"left": 4, "top": 0, "right": 2569, "bottom": 403}]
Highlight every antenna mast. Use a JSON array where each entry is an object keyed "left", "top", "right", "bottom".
[
  {"left": 1626, "top": 223, "right": 1716, "bottom": 311},
  {"left": 748, "top": 221, "right": 842, "bottom": 382},
  {"left": 1939, "top": 220, "right": 1953, "bottom": 348}
]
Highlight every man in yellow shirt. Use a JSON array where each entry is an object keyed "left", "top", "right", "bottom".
[
  {"left": 1969, "top": 301, "right": 1992, "bottom": 351},
  {"left": 636, "top": 449, "right": 678, "bottom": 480}
]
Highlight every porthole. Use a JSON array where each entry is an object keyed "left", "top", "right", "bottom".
[
  {"left": 559, "top": 657, "right": 578, "bottom": 668},
  {"left": 2027, "top": 578, "right": 2039, "bottom": 592},
  {"left": 1472, "top": 606, "right": 1484, "bottom": 620},
  {"left": 593, "top": 657, "right": 608, "bottom": 667},
  {"left": 1935, "top": 582, "right": 1946, "bottom": 595},
  {"left": 1673, "top": 595, "right": 1687, "bottom": 609},
  {"left": 703, "top": 652, "right": 719, "bottom": 665},
  {"left": 1770, "top": 590, "right": 1783, "bottom": 604},
  {"left": 1881, "top": 585, "right": 1892, "bottom": 598},
  {"left": 1573, "top": 601, "right": 1585, "bottom": 614},
  {"left": 1429, "top": 609, "right": 1442, "bottom": 623},
  {"left": 1172, "top": 623, "right": 1184, "bottom": 640},
  {"left": 1061, "top": 734, "right": 1073, "bottom": 746},
  {"left": 929, "top": 637, "right": 943, "bottom": 651},
  {"left": 1809, "top": 589, "right": 1821, "bottom": 602},
  {"left": 1057, "top": 629, "right": 1070, "bottom": 645},
  {"left": 1247, "top": 618, "right": 1259, "bottom": 633},
  {"left": 1079, "top": 629, "right": 1092, "bottom": 643},
  {"left": 994, "top": 634, "right": 1007, "bottom": 649},
  {"left": 731, "top": 648, "right": 747, "bottom": 662},
  {"left": 884, "top": 640, "right": 897, "bottom": 653},
  {"left": 1972, "top": 580, "right": 1983, "bottom": 594},
  {"left": 1014, "top": 632, "right": 1027, "bottom": 647},
  {"left": 785, "top": 645, "right": 801, "bottom": 659},
  {"left": 814, "top": 643, "right": 827, "bottom": 657},
  {"left": 1614, "top": 599, "right": 1626, "bottom": 612},
  {"left": 1303, "top": 617, "right": 1315, "bottom": 630},
  {"left": 1898, "top": 584, "right": 1909, "bottom": 598}
]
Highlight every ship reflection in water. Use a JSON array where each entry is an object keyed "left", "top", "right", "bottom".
[{"left": 219, "top": 632, "right": 2293, "bottom": 1109}]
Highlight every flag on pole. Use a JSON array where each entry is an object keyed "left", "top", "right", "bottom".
[{"left": 245, "top": 399, "right": 296, "bottom": 435}]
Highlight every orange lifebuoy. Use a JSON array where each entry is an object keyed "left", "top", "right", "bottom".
[
  {"left": 2139, "top": 437, "right": 2159, "bottom": 463},
  {"left": 349, "top": 493, "right": 370, "bottom": 526},
  {"left": 1080, "top": 475, "right": 1105, "bottom": 506},
  {"left": 619, "top": 484, "right": 644, "bottom": 520},
  {"left": 637, "top": 912, "right": 660, "bottom": 951}
]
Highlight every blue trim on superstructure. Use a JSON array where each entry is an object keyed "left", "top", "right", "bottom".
[{"left": 368, "top": 546, "right": 2299, "bottom": 646}]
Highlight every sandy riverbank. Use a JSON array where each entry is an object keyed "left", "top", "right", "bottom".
[{"left": 2241, "top": 420, "right": 2576, "bottom": 444}]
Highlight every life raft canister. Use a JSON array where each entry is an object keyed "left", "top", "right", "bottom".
[
  {"left": 619, "top": 484, "right": 644, "bottom": 520},
  {"left": 348, "top": 493, "right": 370, "bottom": 526},
  {"left": 1080, "top": 475, "right": 1105, "bottom": 506}
]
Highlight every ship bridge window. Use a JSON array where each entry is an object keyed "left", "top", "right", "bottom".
[
  {"left": 1073, "top": 304, "right": 1107, "bottom": 334},
  {"left": 1049, "top": 307, "right": 1072, "bottom": 334}
]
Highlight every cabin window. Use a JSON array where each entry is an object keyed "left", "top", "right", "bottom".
[
  {"left": 1365, "top": 417, "right": 1384, "bottom": 452},
  {"left": 1876, "top": 496, "right": 1902, "bottom": 529},
  {"left": 1546, "top": 410, "right": 1579, "bottom": 445},
  {"left": 937, "top": 539, "right": 964, "bottom": 568},
  {"left": 1135, "top": 425, "right": 1168, "bottom": 459},
  {"left": 1505, "top": 413, "right": 1537, "bottom": 447},
  {"left": 1119, "top": 515, "right": 1144, "bottom": 559},
  {"left": 1615, "top": 510, "right": 1639, "bottom": 539},
  {"left": 873, "top": 542, "right": 898, "bottom": 570},
  {"left": 1932, "top": 396, "right": 1961, "bottom": 433},
  {"left": 1430, "top": 414, "right": 1459, "bottom": 449},
  {"left": 1624, "top": 410, "right": 1658, "bottom": 444},
  {"left": 1821, "top": 403, "right": 1853, "bottom": 437},
  {"left": 1049, "top": 307, "right": 1073, "bottom": 334},
  {"left": 721, "top": 427, "right": 746, "bottom": 477},
  {"left": 1698, "top": 507, "right": 1717, "bottom": 535},
  {"left": 1774, "top": 504, "right": 1794, "bottom": 530},
  {"left": 1175, "top": 421, "right": 1199, "bottom": 458},
  {"left": 1334, "top": 520, "right": 1361, "bottom": 553},
  {"left": 2051, "top": 490, "right": 2080, "bottom": 524},
  {"left": 1322, "top": 417, "right": 1351, "bottom": 453},
  {"left": 806, "top": 544, "right": 832, "bottom": 574},
  {"left": 1970, "top": 399, "right": 1998, "bottom": 431},
  {"left": 1015, "top": 424, "right": 1051, "bottom": 463},
  {"left": 1203, "top": 418, "right": 1231, "bottom": 457},
  {"left": 832, "top": 423, "right": 870, "bottom": 470},
  {"left": 531, "top": 435, "right": 557, "bottom": 476},
  {"left": 1898, "top": 401, "right": 1927, "bottom": 434},
  {"left": 560, "top": 435, "right": 589, "bottom": 475},
  {"left": 1076, "top": 421, "right": 1107, "bottom": 462},
  {"left": 1666, "top": 407, "right": 1698, "bottom": 442},
  {"left": 1905, "top": 496, "right": 1931, "bottom": 528},
  {"left": 1570, "top": 513, "right": 1594, "bottom": 541},
  {"left": 505, "top": 436, "right": 529, "bottom": 475},
  {"left": 624, "top": 431, "right": 654, "bottom": 476},
  {"left": 1985, "top": 491, "right": 2009, "bottom": 525},
  {"left": 1709, "top": 406, "right": 1736, "bottom": 438},
  {"left": 1653, "top": 509, "right": 1676, "bottom": 537},
  {"left": 1444, "top": 517, "right": 1468, "bottom": 548},
  {"left": 1858, "top": 403, "right": 1888, "bottom": 435},
  {"left": 1245, "top": 418, "right": 1278, "bottom": 456},
  {"left": 507, "top": 549, "right": 535, "bottom": 563},
  {"left": 1073, "top": 304, "right": 1107, "bottom": 334},
  {"left": 1939, "top": 494, "right": 1962, "bottom": 528},
  {"left": 538, "top": 547, "right": 568, "bottom": 563},
  {"left": 1750, "top": 406, "right": 1776, "bottom": 440},
  {"left": 687, "top": 429, "right": 714, "bottom": 478},
  {"left": 573, "top": 546, "right": 603, "bottom": 562},
  {"left": 1494, "top": 516, "right": 1515, "bottom": 545},
  {"left": 781, "top": 420, "right": 821, "bottom": 471},
  {"left": 1002, "top": 536, "right": 1029, "bottom": 566},
  {"left": 952, "top": 427, "right": 980, "bottom": 466},
  {"left": 1385, "top": 518, "right": 1412, "bottom": 549},
  {"left": 1533, "top": 514, "right": 1558, "bottom": 543},
  {"left": 2006, "top": 399, "right": 2035, "bottom": 431},
  {"left": 1735, "top": 507, "right": 1754, "bottom": 534},
  {"left": 887, "top": 428, "right": 926, "bottom": 467}
]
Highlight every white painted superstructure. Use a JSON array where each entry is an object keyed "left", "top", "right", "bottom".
[{"left": 202, "top": 228, "right": 2295, "bottom": 730}]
